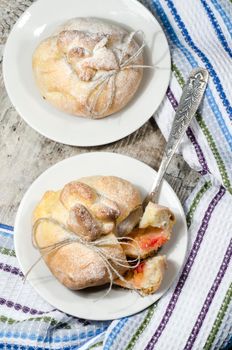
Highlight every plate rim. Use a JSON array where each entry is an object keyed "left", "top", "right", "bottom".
[
  {"left": 3, "top": 0, "right": 171, "bottom": 147},
  {"left": 14, "top": 151, "right": 188, "bottom": 320}
]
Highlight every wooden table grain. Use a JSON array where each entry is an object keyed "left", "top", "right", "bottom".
[{"left": 0, "top": 0, "right": 199, "bottom": 225}]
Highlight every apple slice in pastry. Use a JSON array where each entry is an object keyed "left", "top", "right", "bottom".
[{"left": 114, "top": 255, "right": 167, "bottom": 296}]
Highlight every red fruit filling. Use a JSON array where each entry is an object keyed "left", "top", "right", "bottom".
[
  {"left": 135, "top": 261, "right": 145, "bottom": 273},
  {"left": 140, "top": 235, "right": 168, "bottom": 251}
]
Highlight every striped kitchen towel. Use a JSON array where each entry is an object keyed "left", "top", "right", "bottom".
[
  {"left": 0, "top": 224, "right": 110, "bottom": 349},
  {"left": 1, "top": 0, "right": 232, "bottom": 349},
  {"left": 98, "top": 1, "right": 232, "bottom": 349}
]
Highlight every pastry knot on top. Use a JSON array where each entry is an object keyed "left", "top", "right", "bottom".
[
  {"left": 57, "top": 29, "right": 140, "bottom": 82},
  {"left": 57, "top": 30, "right": 121, "bottom": 81},
  {"left": 60, "top": 180, "right": 121, "bottom": 240},
  {"left": 33, "top": 176, "right": 142, "bottom": 242}
]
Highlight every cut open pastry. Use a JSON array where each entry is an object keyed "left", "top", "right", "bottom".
[
  {"left": 122, "top": 202, "right": 175, "bottom": 259},
  {"left": 114, "top": 255, "right": 167, "bottom": 296},
  {"left": 33, "top": 176, "right": 175, "bottom": 295},
  {"left": 123, "top": 226, "right": 170, "bottom": 259},
  {"left": 139, "top": 202, "right": 175, "bottom": 230}
]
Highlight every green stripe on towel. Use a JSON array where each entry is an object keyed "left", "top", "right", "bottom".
[
  {"left": 186, "top": 181, "right": 212, "bottom": 227},
  {"left": 203, "top": 283, "right": 232, "bottom": 350},
  {"left": 0, "top": 246, "right": 16, "bottom": 257},
  {"left": 88, "top": 341, "right": 104, "bottom": 349},
  {"left": 0, "top": 315, "right": 71, "bottom": 329},
  {"left": 125, "top": 306, "right": 155, "bottom": 350}
]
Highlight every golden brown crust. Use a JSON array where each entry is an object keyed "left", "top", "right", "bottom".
[
  {"left": 79, "top": 176, "right": 141, "bottom": 223},
  {"left": 67, "top": 203, "right": 102, "bottom": 241},
  {"left": 34, "top": 176, "right": 141, "bottom": 243},
  {"left": 32, "top": 17, "right": 143, "bottom": 118},
  {"left": 60, "top": 181, "right": 97, "bottom": 209}
]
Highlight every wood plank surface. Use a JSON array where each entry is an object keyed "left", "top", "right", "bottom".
[{"left": 0, "top": 0, "right": 199, "bottom": 225}]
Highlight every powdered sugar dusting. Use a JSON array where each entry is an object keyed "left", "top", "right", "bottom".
[
  {"left": 56, "top": 18, "right": 142, "bottom": 84},
  {"left": 33, "top": 17, "right": 144, "bottom": 118},
  {"left": 54, "top": 17, "right": 126, "bottom": 37}
]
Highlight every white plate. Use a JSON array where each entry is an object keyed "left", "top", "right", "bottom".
[
  {"left": 14, "top": 152, "right": 187, "bottom": 320},
  {"left": 3, "top": 0, "right": 170, "bottom": 146}
]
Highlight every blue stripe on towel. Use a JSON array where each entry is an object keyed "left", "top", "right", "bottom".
[
  {"left": 150, "top": 0, "right": 232, "bottom": 151},
  {"left": 0, "top": 327, "right": 107, "bottom": 344},
  {"left": 164, "top": 0, "right": 232, "bottom": 117},
  {"left": 200, "top": 0, "right": 232, "bottom": 58},
  {"left": 103, "top": 318, "right": 129, "bottom": 350},
  {"left": 0, "top": 223, "right": 14, "bottom": 231},
  {"left": 210, "top": 0, "right": 232, "bottom": 37},
  {"left": 0, "top": 345, "right": 74, "bottom": 350}
]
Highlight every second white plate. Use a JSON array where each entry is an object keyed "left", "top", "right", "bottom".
[
  {"left": 3, "top": 0, "right": 170, "bottom": 146},
  {"left": 14, "top": 152, "right": 187, "bottom": 320}
]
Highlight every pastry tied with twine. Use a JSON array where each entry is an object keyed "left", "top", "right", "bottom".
[
  {"left": 27, "top": 176, "right": 174, "bottom": 297},
  {"left": 32, "top": 18, "right": 153, "bottom": 118},
  {"left": 25, "top": 217, "right": 141, "bottom": 298}
]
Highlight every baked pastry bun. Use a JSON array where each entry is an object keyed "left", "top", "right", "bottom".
[{"left": 32, "top": 17, "right": 144, "bottom": 118}]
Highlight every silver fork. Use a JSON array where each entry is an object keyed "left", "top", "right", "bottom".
[
  {"left": 117, "top": 67, "right": 208, "bottom": 236},
  {"left": 143, "top": 67, "right": 208, "bottom": 207}
]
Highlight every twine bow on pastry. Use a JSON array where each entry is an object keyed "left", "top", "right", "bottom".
[
  {"left": 84, "top": 30, "right": 153, "bottom": 118},
  {"left": 24, "top": 217, "right": 141, "bottom": 298}
]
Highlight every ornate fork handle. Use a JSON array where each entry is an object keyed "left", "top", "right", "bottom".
[{"left": 144, "top": 68, "right": 209, "bottom": 206}]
